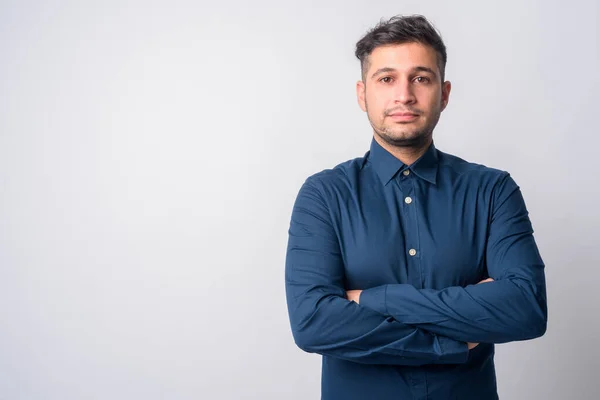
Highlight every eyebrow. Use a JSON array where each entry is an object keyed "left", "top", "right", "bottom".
[{"left": 370, "top": 66, "right": 438, "bottom": 79}]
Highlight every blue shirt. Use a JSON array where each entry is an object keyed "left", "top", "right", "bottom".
[{"left": 284, "top": 137, "right": 547, "bottom": 400}]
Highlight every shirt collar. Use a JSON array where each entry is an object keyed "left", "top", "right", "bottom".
[{"left": 367, "top": 136, "right": 439, "bottom": 186}]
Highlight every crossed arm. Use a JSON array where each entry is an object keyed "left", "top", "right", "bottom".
[
  {"left": 285, "top": 174, "right": 547, "bottom": 366},
  {"left": 347, "top": 277, "right": 493, "bottom": 350},
  {"left": 355, "top": 173, "right": 547, "bottom": 344}
]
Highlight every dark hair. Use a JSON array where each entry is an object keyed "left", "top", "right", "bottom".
[{"left": 355, "top": 15, "right": 447, "bottom": 82}]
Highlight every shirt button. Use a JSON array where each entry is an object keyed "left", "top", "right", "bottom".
[
  {"left": 405, "top": 197, "right": 412, "bottom": 204},
  {"left": 403, "top": 170, "right": 410, "bottom": 176},
  {"left": 409, "top": 249, "right": 417, "bottom": 256}
]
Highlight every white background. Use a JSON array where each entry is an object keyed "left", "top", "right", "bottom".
[{"left": 1, "top": 0, "right": 598, "bottom": 399}]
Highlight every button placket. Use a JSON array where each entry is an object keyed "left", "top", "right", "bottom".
[{"left": 397, "top": 169, "right": 421, "bottom": 286}]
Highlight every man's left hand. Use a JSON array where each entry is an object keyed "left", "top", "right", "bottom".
[{"left": 346, "top": 290, "right": 363, "bottom": 304}]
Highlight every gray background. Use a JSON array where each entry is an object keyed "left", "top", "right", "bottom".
[{"left": 0, "top": 0, "right": 598, "bottom": 399}]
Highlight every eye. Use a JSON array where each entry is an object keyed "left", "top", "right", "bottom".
[
  {"left": 379, "top": 76, "right": 393, "bottom": 83},
  {"left": 414, "top": 76, "right": 431, "bottom": 84}
]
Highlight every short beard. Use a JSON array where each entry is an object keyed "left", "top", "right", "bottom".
[{"left": 374, "top": 128, "right": 431, "bottom": 148}]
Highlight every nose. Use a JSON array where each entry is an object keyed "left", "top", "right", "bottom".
[{"left": 394, "top": 80, "right": 416, "bottom": 104}]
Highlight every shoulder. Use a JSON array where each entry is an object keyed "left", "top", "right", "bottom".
[
  {"left": 301, "top": 153, "right": 367, "bottom": 196},
  {"left": 436, "top": 149, "right": 523, "bottom": 210},
  {"left": 437, "top": 148, "right": 512, "bottom": 186}
]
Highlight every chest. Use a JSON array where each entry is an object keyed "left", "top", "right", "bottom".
[{"left": 332, "top": 179, "right": 491, "bottom": 290}]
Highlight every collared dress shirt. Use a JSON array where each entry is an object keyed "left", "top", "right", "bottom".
[{"left": 284, "top": 137, "right": 547, "bottom": 400}]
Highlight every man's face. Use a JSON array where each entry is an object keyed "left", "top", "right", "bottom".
[{"left": 356, "top": 42, "right": 451, "bottom": 147}]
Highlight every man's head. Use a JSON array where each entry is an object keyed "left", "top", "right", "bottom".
[{"left": 355, "top": 15, "right": 451, "bottom": 148}]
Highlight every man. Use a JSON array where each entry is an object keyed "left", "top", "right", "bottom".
[{"left": 284, "top": 14, "right": 547, "bottom": 400}]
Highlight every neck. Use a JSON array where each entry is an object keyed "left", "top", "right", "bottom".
[{"left": 373, "top": 134, "right": 433, "bottom": 166}]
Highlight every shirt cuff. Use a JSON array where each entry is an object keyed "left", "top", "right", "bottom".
[{"left": 359, "top": 285, "right": 388, "bottom": 316}]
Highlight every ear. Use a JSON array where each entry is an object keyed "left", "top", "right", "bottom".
[
  {"left": 356, "top": 80, "right": 367, "bottom": 112},
  {"left": 441, "top": 80, "right": 451, "bottom": 111}
]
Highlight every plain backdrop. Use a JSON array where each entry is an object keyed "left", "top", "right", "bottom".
[{"left": 1, "top": 0, "right": 598, "bottom": 399}]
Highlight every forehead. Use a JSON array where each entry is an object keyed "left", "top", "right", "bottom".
[{"left": 367, "top": 42, "right": 438, "bottom": 73}]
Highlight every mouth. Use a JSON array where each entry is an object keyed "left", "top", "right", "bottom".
[{"left": 388, "top": 113, "right": 419, "bottom": 122}]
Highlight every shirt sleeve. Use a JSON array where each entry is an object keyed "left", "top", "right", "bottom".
[
  {"left": 359, "top": 173, "right": 548, "bottom": 344},
  {"left": 285, "top": 178, "right": 469, "bottom": 365}
]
